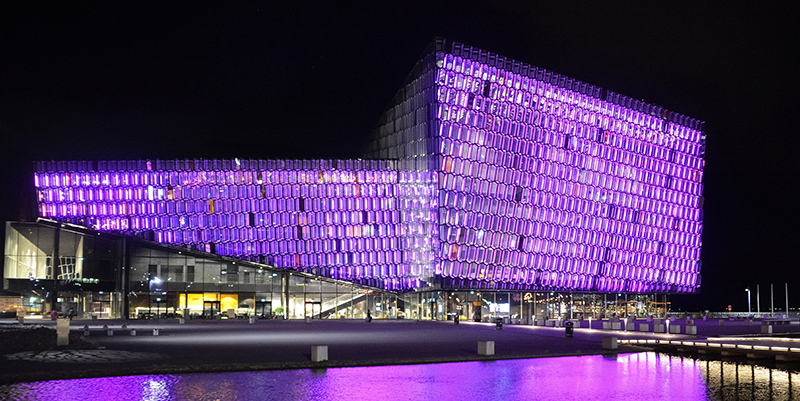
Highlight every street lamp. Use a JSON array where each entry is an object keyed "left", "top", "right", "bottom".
[{"left": 745, "top": 288, "right": 751, "bottom": 314}]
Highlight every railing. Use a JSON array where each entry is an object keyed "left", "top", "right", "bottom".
[
  {"left": 318, "top": 293, "right": 368, "bottom": 319},
  {"left": 667, "top": 311, "right": 800, "bottom": 319}
]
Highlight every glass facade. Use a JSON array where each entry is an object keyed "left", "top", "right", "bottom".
[
  {"left": 367, "top": 39, "right": 704, "bottom": 294},
  {"left": 22, "top": 39, "right": 704, "bottom": 303},
  {"left": 4, "top": 221, "right": 393, "bottom": 319}
]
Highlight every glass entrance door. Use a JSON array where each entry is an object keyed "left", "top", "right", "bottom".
[
  {"left": 150, "top": 300, "right": 165, "bottom": 319},
  {"left": 203, "top": 300, "right": 220, "bottom": 319},
  {"left": 305, "top": 302, "right": 321, "bottom": 319},
  {"left": 255, "top": 301, "right": 272, "bottom": 319}
]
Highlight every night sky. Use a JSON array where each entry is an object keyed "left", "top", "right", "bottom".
[{"left": 2, "top": 2, "right": 798, "bottom": 312}]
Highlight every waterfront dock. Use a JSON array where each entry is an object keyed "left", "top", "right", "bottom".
[{"left": 1, "top": 316, "right": 797, "bottom": 384}]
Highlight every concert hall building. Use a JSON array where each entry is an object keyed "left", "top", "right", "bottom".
[{"left": 4, "top": 39, "right": 705, "bottom": 321}]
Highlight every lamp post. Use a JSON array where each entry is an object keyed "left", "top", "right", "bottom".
[{"left": 745, "top": 288, "right": 751, "bottom": 314}]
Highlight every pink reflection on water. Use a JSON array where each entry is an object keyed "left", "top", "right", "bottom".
[
  {"left": 0, "top": 354, "right": 723, "bottom": 401},
  {"left": 2, "top": 375, "right": 179, "bottom": 401}
]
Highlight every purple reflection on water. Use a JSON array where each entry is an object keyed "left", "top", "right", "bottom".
[{"left": 3, "top": 353, "right": 781, "bottom": 400}]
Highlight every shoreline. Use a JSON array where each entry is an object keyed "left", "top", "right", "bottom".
[{"left": 2, "top": 317, "right": 797, "bottom": 384}]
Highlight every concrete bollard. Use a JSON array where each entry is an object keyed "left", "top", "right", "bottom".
[
  {"left": 107, "top": 328, "right": 114, "bottom": 336},
  {"left": 761, "top": 324, "right": 772, "bottom": 334},
  {"left": 719, "top": 319, "right": 725, "bottom": 326},
  {"left": 311, "top": 345, "right": 328, "bottom": 362},
  {"left": 639, "top": 323, "right": 650, "bottom": 332},
  {"left": 153, "top": 328, "right": 160, "bottom": 336},
  {"left": 249, "top": 316, "right": 255, "bottom": 324},
  {"left": 131, "top": 329, "right": 137, "bottom": 336},
  {"left": 102, "top": 324, "right": 108, "bottom": 331},
  {"left": 306, "top": 316, "right": 312, "bottom": 323},
  {"left": 56, "top": 318, "right": 70, "bottom": 346},
  {"left": 478, "top": 341, "right": 495, "bottom": 356},
  {"left": 121, "top": 325, "right": 127, "bottom": 330},
  {"left": 602, "top": 336, "right": 618, "bottom": 350},
  {"left": 179, "top": 318, "right": 185, "bottom": 325},
  {"left": 83, "top": 325, "right": 90, "bottom": 336}
]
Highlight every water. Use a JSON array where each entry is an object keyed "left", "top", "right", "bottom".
[{"left": 1, "top": 353, "right": 798, "bottom": 400}]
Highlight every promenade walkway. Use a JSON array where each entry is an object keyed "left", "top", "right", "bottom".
[{"left": 1, "top": 317, "right": 797, "bottom": 384}]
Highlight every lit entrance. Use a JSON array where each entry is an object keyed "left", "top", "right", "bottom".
[
  {"left": 92, "top": 293, "right": 112, "bottom": 319},
  {"left": 150, "top": 298, "right": 167, "bottom": 319},
  {"left": 255, "top": 301, "right": 272, "bottom": 319},
  {"left": 203, "top": 300, "right": 220, "bottom": 319},
  {"left": 305, "top": 301, "right": 321, "bottom": 319}
]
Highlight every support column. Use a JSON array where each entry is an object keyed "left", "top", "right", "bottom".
[
  {"left": 51, "top": 226, "right": 61, "bottom": 313},
  {"left": 493, "top": 292, "right": 497, "bottom": 320},
  {"left": 569, "top": 292, "right": 573, "bottom": 320},
  {"left": 557, "top": 293, "right": 562, "bottom": 319},
  {"left": 281, "top": 272, "right": 289, "bottom": 319},
  {"left": 624, "top": 293, "right": 628, "bottom": 317},
  {"left": 121, "top": 237, "right": 130, "bottom": 320},
  {"left": 581, "top": 294, "right": 586, "bottom": 318},
  {"left": 757, "top": 284, "right": 761, "bottom": 313},
  {"left": 528, "top": 293, "right": 532, "bottom": 323}
]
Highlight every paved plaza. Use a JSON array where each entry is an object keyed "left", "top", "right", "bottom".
[{"left": 1, "top": 317, "right": 798, "bottom": 384}]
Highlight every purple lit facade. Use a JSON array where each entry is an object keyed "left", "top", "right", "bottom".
[
  {"left": 29, "top": 39, "right": 705, "bottom": 295},
  {"left": 367, "top": 39, "right": 705, "bottom": 294}
]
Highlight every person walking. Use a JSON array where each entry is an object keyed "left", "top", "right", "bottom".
[{"left": 366, "top": 309, "right": 372, "bottom": 323}]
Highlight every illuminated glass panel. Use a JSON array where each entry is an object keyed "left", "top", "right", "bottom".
[{"left": 364, "top": 39, "right": 704, "bottom": 294}]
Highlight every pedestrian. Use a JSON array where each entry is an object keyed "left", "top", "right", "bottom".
[
  {"left": 68, "top": 308, "right": 74, "bottom": 320},
  {"left": 50, "top": 309, "right": 58, "bottom": 320},
  {"left": 366, "top": 309, "right": 372, "bottom": 323}
]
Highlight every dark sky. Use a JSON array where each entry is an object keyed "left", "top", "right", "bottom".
[{"left": 2, "top": 2, "right": 799, "bottom": 312}]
